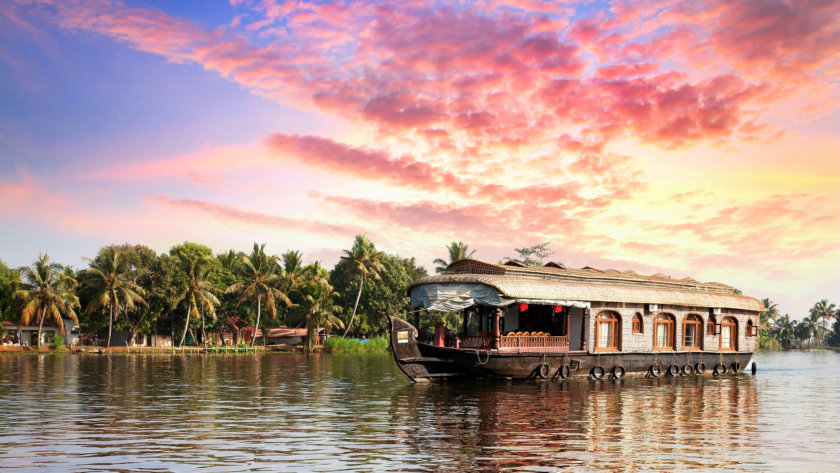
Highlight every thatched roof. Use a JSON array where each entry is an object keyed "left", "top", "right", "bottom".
[{"left": 409, "top": 259, "right": 764, "bottom": 312}]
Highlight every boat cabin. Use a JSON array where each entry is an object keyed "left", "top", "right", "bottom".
[{"left": 408, "top": 259, "right": 763, "bottom": 355}]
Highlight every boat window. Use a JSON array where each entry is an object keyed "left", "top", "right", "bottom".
[
  {"left": 720, "top": 317, "right": 738, "bottom": 350},
  {"left": 707, "top": 314, "right": 717, "bottom": 335},
  {"left": 683, "top": 314, "right": 702, "bottom": 350},
  {"left": 654, "top": 314, "right": 676, "bottom": 350},
  {"left": 632, "top": 313, "right": 643, "bottom": 334},
  {"left": 595, "top": 311, "right": 620, "bottom": 351},
  {"left": 746, "top": 319, "right": 756, "bottom": 337}
]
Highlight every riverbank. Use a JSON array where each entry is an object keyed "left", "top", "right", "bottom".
[{"left": 0, "top": 337, "right": 392, "bottom": 355}]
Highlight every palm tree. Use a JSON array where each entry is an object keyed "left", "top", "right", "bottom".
[
  {"left": 16, "top": 253, "right": 80, "bottom": 348},
  {"left": 434, "top": 241, "right": 476, "bottom": 273},
  {"left": 800, "top": 310, "right": 825, "bottom": 348},
  {"left": 225, "top": 243, "right": 291, "bottom": 346},
  {"left": 811, "top": 299, "right": 837, "bottom": 346},
  {"left": 81, "top": 247, "right": 145, "bottom": 347},
  {"left": 217, "top": 249, "right": 240, "bottom": 275},
  {"left": 760, "top": 298, "right": 779, "bottom": 333},
  {"left": 340, "top": 235, "right": 385, "bottom": 337},
  {"left": 771, "top": 314, "right": 796, "bottom": 347},
  {"left": 282, "top": 250, "right": 305, "bottom": 275},
  {"left": 173, "top": 252, "right": 219, "bottom": 347},
  {"left": 288, "top": 263, "right": 344, "bottom": 352}
]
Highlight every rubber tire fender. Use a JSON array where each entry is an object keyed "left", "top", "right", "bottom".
[
  {"left": 682, "top": 363, "right": 694, "bottom": 376},
  {"left": 695, "top": 362, "right": 706, "bottom": 375},
  {"left": 611, "top": 365, "right": 626, "bottom": 379},
  {"left": 591, "top": 365, "right": 605, "bottom": 380},
  {"left": 667, "top": 364, "right": 681, "bottom": 377},
  {"left": 649, "top": 364, "right": 662, "bottom": 377},
  {"left": 731, "top": 361, "right": 741, "bottom": 373},
  {"left": 713, "top": 363, "right": 727, "bottom": 376},
  {"left": 537, "top": 363, "right": 550, "bottom": 379},
  {"left": 557, "top": 364, "right": 571, "bottom": 380}
]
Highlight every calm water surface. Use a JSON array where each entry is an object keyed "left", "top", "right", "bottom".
[{"left": 1, "top": 350, "right": 838, "bottom": 472}]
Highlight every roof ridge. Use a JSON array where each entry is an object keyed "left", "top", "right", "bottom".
[{"left": 443, "top": 259, "right": 734, "bottom": 293}]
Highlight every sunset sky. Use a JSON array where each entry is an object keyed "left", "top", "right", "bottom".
[{"left": 1, "top": 0, "right": 838, "bottom": 317}]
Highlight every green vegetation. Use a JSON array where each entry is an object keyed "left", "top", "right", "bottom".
[
  {"left": 0, "top": 236, "right": 428, "bottom": 351},
  {"left": 338, "top": 235, "right": 385, "bottom": 337},
  {"left": 760, "top": 298, "right": 839, "bottom": 350},
  {"left": 434, "top": 241, "right": 476, "bottom": 273},
  {"left": 505, "top": 242, "right": 555, "bottom": 266},
  {"left": 226, "top": 243, "right": 292, "bottom": 346},
  {"left": 324, "top": 336, "right": 389, "bottom": 353},
  {"left": 80, "top": 246, "right": 146, "bottom": 347},
  {"left": 16, "top": 253, "right": 79, "bottom": 348},
  {"left": 47, "top": 332, "right": 64, "bottom": 347}
]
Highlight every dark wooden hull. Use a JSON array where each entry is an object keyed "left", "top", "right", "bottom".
[{"left": 389, "top": 316, "right": 754, "bottom": 382}]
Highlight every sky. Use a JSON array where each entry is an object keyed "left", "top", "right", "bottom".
[{"left": 1, "top": 0, "right": 838, "bottom": 318}]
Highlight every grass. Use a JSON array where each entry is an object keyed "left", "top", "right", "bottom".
[{"left": 324, "top": 336, "right": 390, "bottom": 354}]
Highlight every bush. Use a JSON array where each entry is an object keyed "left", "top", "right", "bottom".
[
  {"left": 48, "top": 332, "right": 65, "bottom": 348},
  {"left": 759, "top": 333, "right": 783, "bottom": 350},
  {"left": 324, "top": 336, "right": 389, "bottom": 353}
]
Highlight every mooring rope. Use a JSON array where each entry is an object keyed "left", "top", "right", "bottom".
[{"left": 474, "top": 349, "right": 489, "bottom": 365}]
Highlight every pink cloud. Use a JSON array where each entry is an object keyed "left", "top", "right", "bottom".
[
  {"left": 153, "top": 196, "right": 360, "bottom": 237},
  {"left": 22, "top": 0, "right": 836, "bottom": 157}
]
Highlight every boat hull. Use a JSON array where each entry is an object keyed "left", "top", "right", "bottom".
[{"left": 389, "top": 316, "right": 753, "bottom": 382}]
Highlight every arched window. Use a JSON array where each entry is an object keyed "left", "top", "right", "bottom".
[
  {"left": 683, "top": 314, "right": 703, "bottom": 350},
  {"left": 632, "top": 313, "right": 643, "bottom": 334},
  {"left": 654, "top": 314, "right": 676, "bottom": 350},
  {"left": 746, "top": 319, "right": 756, "bottom": 337},
  {"left": 707, "top": 314, "right": 717, "bottom": 335},
  {"left": 595, "top": 311, "right": 621, "bottom": 351},
  {"left": 720, "top": 317, "right": 738, "bottom": 350}
]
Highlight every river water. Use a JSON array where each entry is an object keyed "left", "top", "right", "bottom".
[{"left": 0, "top": 350, "right": 838, "bottom": 472}]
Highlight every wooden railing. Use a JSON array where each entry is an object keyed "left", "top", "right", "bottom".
[{"left": 500, "top": 335, "right": 568, "bottom": 349}]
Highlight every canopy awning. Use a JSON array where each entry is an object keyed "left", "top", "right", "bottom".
[{"left": 410, "top": 283, "right": 590, "bottom": 312}]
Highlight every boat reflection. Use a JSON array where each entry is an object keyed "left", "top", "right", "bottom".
[{"left": 388, "top": 376, "right": 762, "bottom": 471}]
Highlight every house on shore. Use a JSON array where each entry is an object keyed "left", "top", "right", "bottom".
[
  {"left": 241, "top": 326, "right": 325, "bottom": 346},
  {"left": 2, "top": 319, "right": 80, "bottom": 346}
]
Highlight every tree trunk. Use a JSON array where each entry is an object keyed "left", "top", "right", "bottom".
[
  {"left": 36, "top": 306, "right": 45, "bottom": 348},
  {"left": 251, "top": 295, "right": 261, "bottom": 347},
  {"left": 128, "top": 309, "right": 149, "bottom": 347},
  {"left": 106, "top": 302, "right": 115, "bottom": 348},
  {"left": 201, "top": 308, "right": 206, "bottom": 348},
  {"left": 305, "top": 316, "right": 312, "bottom": 353},
  {"left": 180, "top": 303, "right": 192, "bottom": 347},
  {"left": 342, "top": 274, "right": 364, "bottom": 337}
]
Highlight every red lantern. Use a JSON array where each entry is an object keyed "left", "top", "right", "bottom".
[
  {"left": 519, "top": 303, "right": 529, "bottom": 311},
  {"left": 554, "top": 305, "right": 563, "bottom": 313}
]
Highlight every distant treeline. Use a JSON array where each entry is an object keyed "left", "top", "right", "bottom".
[
  {"left": 758, "top": 298, "right": 840, "bottom": 349},
  {"left": 0, "top": 236, "right": 426, "bottom": 351}
]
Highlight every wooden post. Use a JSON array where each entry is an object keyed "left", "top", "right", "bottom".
[
  {"left": 491, "top": 308, "right": 501, "bottom": 350},
  {"left": 414, "top": 311, "right": 420, "bottom": 330},
  {"left": 565, "top": 310, "right": 570, "bottom": 338},
  {"left": 581, "top": 308, "right": 589, "bottom": 351},
  {"left": 462, "top": 310, "right": 470, "bottom": 337}
]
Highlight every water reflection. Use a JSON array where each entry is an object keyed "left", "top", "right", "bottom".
[
  {"left": 1, "top": 351, "right": 838, "bottom": 472},
  {"left": 389, "top": 376, "right": 763, "bottom": 471}
]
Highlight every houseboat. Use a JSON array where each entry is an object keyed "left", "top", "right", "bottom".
[{"left": 389, "top": 259, "right": 763, "bottom": 382}]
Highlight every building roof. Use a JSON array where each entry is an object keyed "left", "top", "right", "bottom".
[
  {"left": 409, "top": 259, "right": 764, "bottom": 312},
  {"left": 241, "top": 326, "right": 323, "bottom": 337}
]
